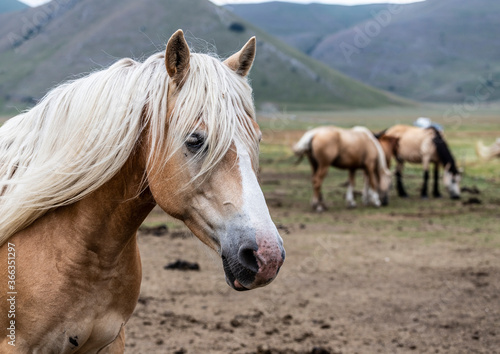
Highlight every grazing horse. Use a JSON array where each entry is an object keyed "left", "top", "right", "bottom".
[
  {"left": 378, "top": 124, "right": 461, "bottom": 199},
  {"left": 476, "top": 138, "right": 500, "bottom": 160},
  {"left": 0, "top": 30, "right": 285, "bottom": 353},
  {"left": 293, "top": 126, "right": 392, "bottom": 211}
]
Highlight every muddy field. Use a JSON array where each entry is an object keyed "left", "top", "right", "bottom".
[
  {"left": 125, "top": 191, "right": 500, "bottom": 353},
  {"left": 125, "top": 111, "right": 500, "bottom": 353}
]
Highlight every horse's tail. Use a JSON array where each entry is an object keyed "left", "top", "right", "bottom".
[
  {"left": 293, "top": 128, "right": 318, "bottom": 165},
  {"left": 475, "top": 140, "right": 492, "bottom": 160},
  {"left": 353, "top": 126, "right": 391, "bottom": 176},
  {"left": 430, "top": 127, "right": 459, "bottom": 174}
]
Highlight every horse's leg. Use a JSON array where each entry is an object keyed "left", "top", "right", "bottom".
[
  {"left": 432, "top": 162, "right": 441, "bottom": 198},
  {"left": 345, "top": 169, "right": 357, "bottom": 208},
  {"left": 396, "top": 159, "right": 408, "bottom": 197},
  {"left": 98, "top": 327, "right": 125, "bottom": 354},
  {"left": 362, "top": 172, "right": 369, "bottom": 205},
  {"left": 421, "top": 156, "right": 431, "bottom": 198},
  {"left": 311, "top": 165, "right": 329, "bottom": 212},
  {"left": 365, "top": 167, "right": 381, "bottom": 207}
]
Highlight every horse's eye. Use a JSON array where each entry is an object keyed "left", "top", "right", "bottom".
[{"left": 185, "top": 133, "right": 206, "bottom": 154}]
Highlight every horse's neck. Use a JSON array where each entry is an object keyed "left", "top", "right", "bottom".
[{"left": 30, "top": 149, "right": 155, "bottom": 265}]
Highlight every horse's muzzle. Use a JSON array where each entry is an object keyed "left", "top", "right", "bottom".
[{"left": 222, "top": 237, "right": 285, "bottom": 291}]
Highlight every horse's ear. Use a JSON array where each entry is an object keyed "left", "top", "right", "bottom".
[
  {"left": 224, "top": 37, "right": 256, "bottom": 77},
  {"left": 165, "top": 29, "right": 190, "bottom": 84},
  {"left": 374, "top": 129, "right": 387, "bottom": 139}
]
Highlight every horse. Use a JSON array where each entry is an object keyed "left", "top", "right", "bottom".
[
  {"left": 293, "top": 126, "right": 393, "bottom": 211},
  {"left": 0, "top": 30, "right": 285, "bottom": 353},
  {"left": 476, "top": 138, "right": 500, "bottom": 160},
  {"left": 377, "top": 124, "right": 461, "bottom": 199}
]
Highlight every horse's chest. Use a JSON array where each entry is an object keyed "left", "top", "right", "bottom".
[
  {"left": 31, "top": 311, "right": 125, "bottom": 353},
  {"left": 12, "top": 233, "right": 141, "bottom": 352}
]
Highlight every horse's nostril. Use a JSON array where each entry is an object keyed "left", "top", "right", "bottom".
[{"left": 238, "top": 246, "right": 259, "bottom": 273}]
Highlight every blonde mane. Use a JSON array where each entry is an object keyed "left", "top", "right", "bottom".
[
  {"left": 353, "top": 126, "right": 391, "bottom": 176},
  {"left": 0, "top": 51, "right": 258, "bottom": 245}
]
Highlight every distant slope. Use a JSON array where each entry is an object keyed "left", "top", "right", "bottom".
[
  {"left": 0, "top": 0, "right": 408, "bottom": 112},
  {"left": 227, "top": 2, "right": 387, "bottom": 54},
  {"left": 230, "top": 0, "right": 500, "bottom": 103},
  {"left": 0, "top": 0, "right": 27, "bottom": 13}
]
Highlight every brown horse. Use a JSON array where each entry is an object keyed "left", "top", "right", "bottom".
[
  {"left": 378, "top": 124, "right": 461, "bottom": 199},
  {"left": 0, "top": 30, "right": 284, "bottom": 353},
  {"left": 476, "top": 138, "right": 500, "bottom": 160},
  {"left": 293, "top": 126, "right": 393, "bottom": 211}
]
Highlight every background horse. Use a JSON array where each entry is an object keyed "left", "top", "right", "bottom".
[
  {"left": 378, "top": 124, "right": 461, "bottom": 199},
  {"left": 293, "top": 126, "right": 392, "bottom": 211},
  {"left": 476, "top": 138, "right": 500, "bottom": 160},
  {"left": 0, "top": 30, "right": 284, "bottom": 353}
]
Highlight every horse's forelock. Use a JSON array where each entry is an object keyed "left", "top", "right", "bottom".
[{"left": 158, "top": 53, "right": 259, "bottom": 185}]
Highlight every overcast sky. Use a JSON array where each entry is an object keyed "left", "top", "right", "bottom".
[{"left": 21, "top": 0, "right": 424, "bottom": 7}]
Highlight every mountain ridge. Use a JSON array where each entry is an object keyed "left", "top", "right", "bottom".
[
  {"left": 0, "top": 0, "right": 408, "bottom": 113},
  {"left": 228, "top": 0, "right": 500, "bottom": 102}
]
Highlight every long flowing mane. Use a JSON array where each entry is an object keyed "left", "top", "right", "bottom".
[
  {"left": 428, "top": 127, "right": 458, "bottom": 174},
  {"left": 353, "top": 126, "right": 391, "bottom": 176},
  {"left": 0, "top": 51, "right": 258, "bottom": 245}
]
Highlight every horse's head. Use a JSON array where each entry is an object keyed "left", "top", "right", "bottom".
[
  {"left": 146, "top": 30, "right": 284, "bottom": 291},
  {"left": 443, "top": 166, "right": 461, "bottom": 199}
]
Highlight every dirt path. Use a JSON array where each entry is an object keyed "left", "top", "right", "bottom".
[{"left": 125, "top": 216, "right": 500, "bottom": 354}]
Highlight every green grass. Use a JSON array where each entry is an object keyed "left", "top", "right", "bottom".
[{"left": 257, "top": 106, "right": 500, "bottom": 247}]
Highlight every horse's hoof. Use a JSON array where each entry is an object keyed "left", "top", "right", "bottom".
[
  {"left": 421, "top": 195, "right": 429, "bottom": 199},
  {"left": 433, "top": 194, "right": 442, "bottom": 198}
]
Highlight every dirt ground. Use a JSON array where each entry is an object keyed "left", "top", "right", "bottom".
[{"left": 125, "top": 204, "right": 500, "bottom": 353}]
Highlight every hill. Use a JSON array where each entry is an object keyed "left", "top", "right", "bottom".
[
  {"left": 0, "top": 0, "right": 27, "bottom": 13},
  {"left": 227, "top": 1, "right": 387, "bottom": 54},
  {"left": 0, "top": 0, "right": 408, "bottom": 113},
  {"left": 229, "top": 0, "right": 500, "bottom": 103}
]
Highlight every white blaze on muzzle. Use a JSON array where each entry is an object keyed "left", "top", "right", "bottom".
[{"left": 223, "top": 139, "right": 285, "bottom": 289}]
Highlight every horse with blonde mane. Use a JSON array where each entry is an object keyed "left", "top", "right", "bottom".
[
  {"left": 293, "top": 126, "right": 392, "bottom": 211},
  {"left": 476, "top": 138, "right": 500, "bottom": 160},
  {"left": 0, "top": 30, "right": 285, "bottom": 353},
  {"left": 377, "top": 124, "right": 461, "bottom": 199}
]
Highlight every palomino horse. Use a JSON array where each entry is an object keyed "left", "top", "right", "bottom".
[
  {"left": 0, "top": 30, "right": 285, "bottom": 353},
  {"left": 476, "top": 138, "right": 500, "bottom": 160},
  {"left": 293, "top": 126, "right": 392, "bottom": 211},
  {"left": 377, "top": 124, "right": 461, "bottom": 199}
]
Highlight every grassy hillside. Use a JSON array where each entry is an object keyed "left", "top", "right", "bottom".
[
  {"left": 0, "top": 0, "right": 409, "bottom": 114},
  {"left": 0, "top": 0, "right": 27, "bottom": 13},
  {"left": 227, "top": 2, "right": 387, "bottom": 54},
  {"left": 229, "top": 0, "right": 500, "bottom": 103}
]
